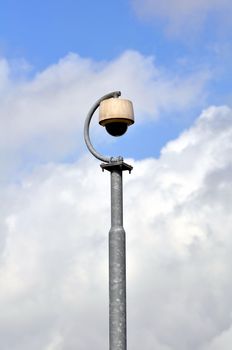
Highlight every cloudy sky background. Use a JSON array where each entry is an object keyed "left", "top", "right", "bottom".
[{"left": 0, "top": 1, "right": 232, "bottom": 349}]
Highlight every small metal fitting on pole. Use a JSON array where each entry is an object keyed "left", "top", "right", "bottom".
[{"left": 84, "top": 92, "right": 134, "bottom": 350}]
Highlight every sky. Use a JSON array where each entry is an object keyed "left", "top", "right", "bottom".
[{"left": 0, "top": 0, "right": 232, "bottom": 349}]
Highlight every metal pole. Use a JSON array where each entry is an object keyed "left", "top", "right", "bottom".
[
  {"left": 84, "top": 91, "right": 134, "bottom": 350},
  {"left": 109, "top": 167, "right": 126, "bottom": 350},
  {"left": 101, "top": 161, "right": 132, "bottom": 350}
]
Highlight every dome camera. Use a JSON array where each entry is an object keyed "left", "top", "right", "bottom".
[{"left": 99, "top": 98, "right": 134, "bottom": 137}]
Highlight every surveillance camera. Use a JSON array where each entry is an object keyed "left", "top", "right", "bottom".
[{"left": 99, "top": 98, "right": 134, "bottom": 137}]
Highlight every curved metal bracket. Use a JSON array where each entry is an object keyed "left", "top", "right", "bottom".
[{"left": 84, "top": 91, "right": 123, "bottom": 163}]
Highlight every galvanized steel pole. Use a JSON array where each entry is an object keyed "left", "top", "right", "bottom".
[
  {"left": 84, "top": 92, "right": 133, "bottom": 350},
  {"left": 101, "top": 162, "right": 132, "bottom": 350},
  {"left": 110, "top": 168, "right": 126, "bottom": 350}
]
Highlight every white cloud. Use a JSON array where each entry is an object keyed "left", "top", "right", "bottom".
[
  {"left": 0, "top": 105, "right": 232, "bottom": 349},
  {"left": 0, "top": 51, "right": 209, "bottom": 180},
  {"left": 132, "top": 0, "right": 232, "bottom": 37}
]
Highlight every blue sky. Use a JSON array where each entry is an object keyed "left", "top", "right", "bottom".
[
  {"left": 1, "top": 0, "right": 231, "bottom": 163},
  {"left": 1, "top": 0, "right": 179, "bottom": 67},
  {"left": 1, "top": 1, "right": 232, "bottom": 349}
]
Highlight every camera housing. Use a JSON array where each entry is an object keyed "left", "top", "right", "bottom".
[{"left": 99, "top": 98, "right": 134, "bottom": 137}]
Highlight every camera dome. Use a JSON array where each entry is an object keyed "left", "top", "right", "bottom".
[{"left": 105, "top": 121, "right": 128, "bottom": 137}]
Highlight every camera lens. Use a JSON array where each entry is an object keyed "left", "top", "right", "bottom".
[{"left": 105, "top": 122, "right": 128, "bottom": 137}]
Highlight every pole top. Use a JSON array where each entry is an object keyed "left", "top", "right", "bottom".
[{"left": 101, "top": 160, "right": 133, "bottom": 174}]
